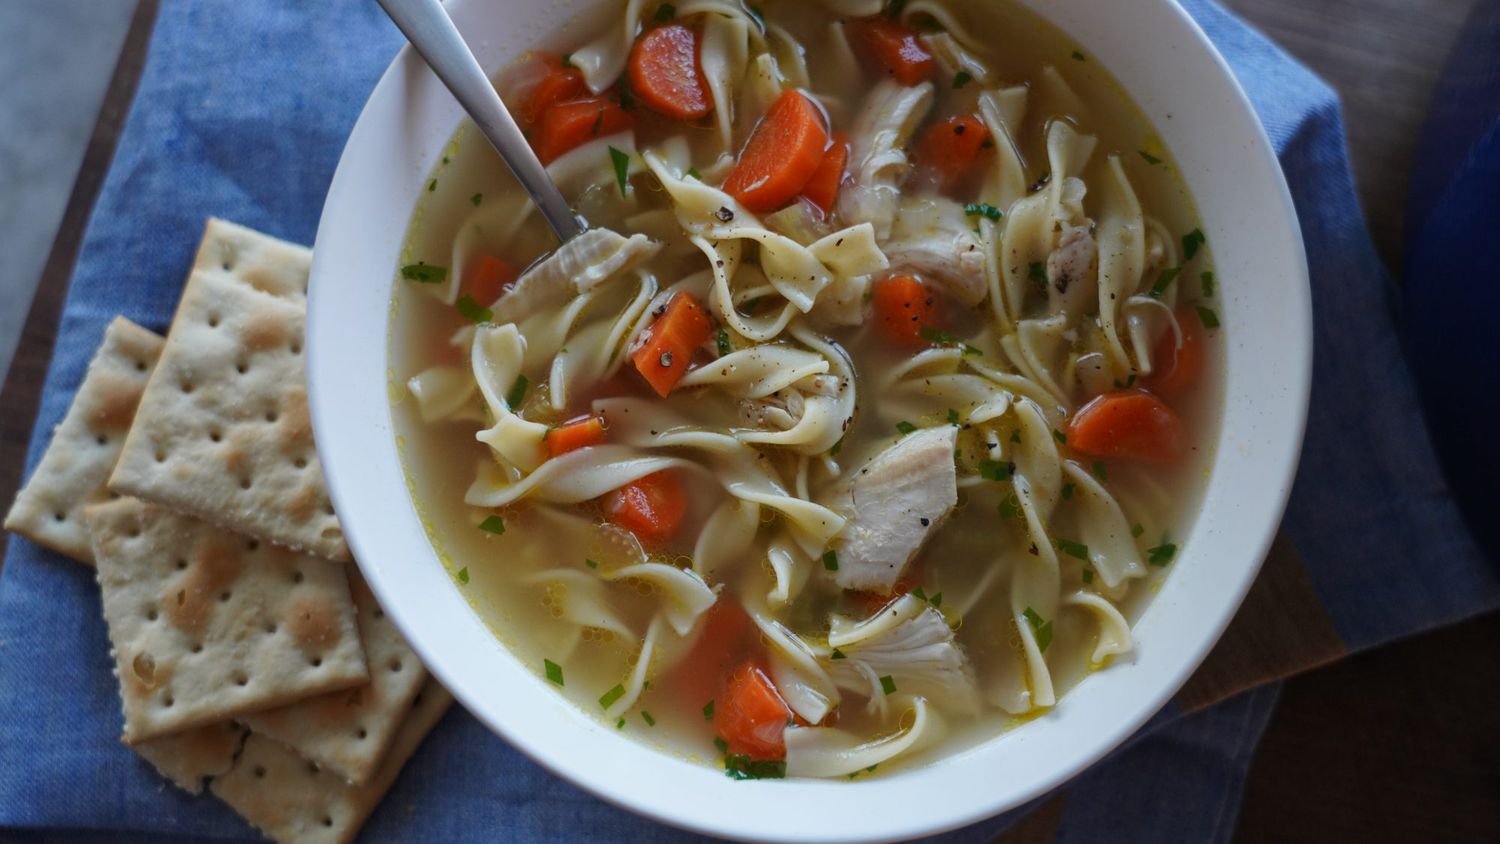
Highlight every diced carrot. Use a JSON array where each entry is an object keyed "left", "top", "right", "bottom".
[
  {"left": 628, "top": 24, "right": 711, "bottom": 120},
  {"left": 721, "top": 90, "right": 830, "bottom": 213},
  {"left": 801, "top": 133, "right": 849, "bottom": 215},
  {"left": 545, "top": 414, "right": 607, "bottom": 457},
  {"left": 913, "top": 115, "right": 991, "bottom": 193},
  {"left": 1143, "top": 308, "right": 1205, "bottom": 400},
  {"left": 513, "top": 53, "right": 590, "bottom": 124},
  {"left": 604, "top": 470, "right": 687, "bottom": 546},
  {"left": 670, "top": 598, "right": 757, "bottom": 703},
  {"left": 852, "top": 563, "right": 924, "bottom": 615},
  {"left": 1067, "top": 389, "right": 1188, "bottom": 462},
  {"left": 461, "top": 256, "right": 518, "bottom": 305},
  {"left": 715, "top": 661, "right": 792, "bottom": 760},
  {"left": 872, "top": 275, "right": 937, "bottom": 347},
  {"left": 631, "top": 292, "right": 713, "bottom": 396},
  {"left": 848, "top": 17, "right": 934, "bottom": 86},
  {"left": 533, "top": 96, "right": 634, "bottom": 164}
]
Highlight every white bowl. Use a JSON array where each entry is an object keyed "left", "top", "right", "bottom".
[{"left": 307, "top": 0, "right": 1310, "bottom": 840}]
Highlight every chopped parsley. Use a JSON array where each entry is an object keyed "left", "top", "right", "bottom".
[
  {"left": 585, "top": 558, "right": 599, "bottom": 569},
  {"left": 952, "top": 71, "right": 973, "bottom": 89},
  {"left": 400, "top": 262, "right": 447, "bottom": 284},
  {"left": 895, "top": 421, "right": 917, "bottom": 435},
  {"left": 1061, "top": 482, "right": 1075, "bottom": 500},
  {"left": 616, "top": 717, "right": 626, "bottom": 729},
  {"left": 1139, "top": 150, "right": 1163, "bottom": 165},
  {"left": 1072, "top": 50, "right": 1087, "bottom": 61},
  {"left": 1195, "top": 305, "right": 1221, "bottom": 329},
  {"left": 609, "top": 146, "right": 631, "bottom": 197},
  {"left": 1022, "top": 607, "right": 1053, "bottom": 651},
  {"left": 703, "top": 700, "right": 715, "bottom": 720},
  {"left": 506, "top": 374, "right": 529, "bottom": 408},
  {"left": 456, "top": 294, "right": 493, "bottom": 324},
  {"left": 544, "top": 659, "right": 564, "bottom": 686},
  {"left": 1082, "top": 568, "right": 1095, "bottom": 584},
  {"left": 725, "top": 754, "right": 786, "bottom": 780},
  {"left": 1052, "top": 429, "right": 1067, "bottom": 445},
  {"left": 930, "top": 592, "right": 943, "bottom": 608},
  {"left": 1028, "top": 261, "right": 1049, "bottom": 291},
  {"left": 829, "top": 435, "right": 846, "bottom": 457},
  {"left": 947, "top": 408, "right": 961, "bottom": 424},
  {"left": 655, "top": 2, "right": 676, "bottom": 19},
  {"left": 822, "top": 550, "right": 839, "bottom": 572},
  {"left": 457, "top": 566, "right": 469, "bottom": 584},
  {"left": 1114, "top": 374, "right": 1139, "bottom": 389},
  {"left": 1056, "top": 537, "right": 1089, "bottom": 561},
  {"left": 1182, "top": 228, "right": 1206, "bottom": 261},
  {"left": 912, "top": 586, "right": 928, "bottom": 601},
  {"left": 979, "top": 459, "right": 1013, "bottom": 482},
  {"left": 427, "top": 178, "right": 437, "bottom": 192},
  {"left": 598, "top": 683, "right": 626, "bottom": 710},
  {"left": 1201, "top": 270, "right": 1216, "bottom": 297},
  {"left": 714, "top": 737, "right": 729, "bottom": 753},
  {"left": 470, "top": 192, "right": 483, "bottom": 206},
  {"left": 561, "top": 53, "right": 574, "bottom": 68},
  {"left": 879, "top": 675, "right": 897, "bottom": 695},
  {"left": 1092, "top": 460, "right": 1108, "bottom": 481},
  {"left": 1149, "top": 266, "right": 1181, "bottom": 299},
  {"left": 963, "top": 202, "right": 1002, "bottom": 221},
  {"left": 1148, "top": 542, "right": 1177, "bottom": 566},
  {"left": 478, "top": 515, "right": 506, "bottom": 535},
  {"left": 830, "top": 648, "right": 847, "bottom": 660},
  {"left": 997, "top": 492, "right": 1021, "bottom": 520},
  {"left": 641, "top": 711, "right": 657, "bottom": 726},
  {"left": 918, "top": 326, "right": 982, "bottom": 356},
  {"left": 1010, "top": 430, "right": 1022, "bottom": 444},
  {"left": 685, "top": 167, "right": 702, "bottom": 180},
  {"left": 1131, "top": 523, "right": 1145, "bottom": 538},
  {"left": 716, "top": 328, "right": 731, "bottom": 356}
]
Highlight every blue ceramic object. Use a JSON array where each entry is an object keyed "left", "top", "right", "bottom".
[{"left": 1403, "top": 0, "right": 1500, "bottom": 564}]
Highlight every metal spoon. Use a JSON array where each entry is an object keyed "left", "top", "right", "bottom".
[{"left": 377, "top": 0, "right": 586, "bottom": 243}]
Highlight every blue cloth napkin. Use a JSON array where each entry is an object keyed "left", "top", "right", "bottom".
[{"left": 2, "top": 1, "right": 1493, "bottom": 841}]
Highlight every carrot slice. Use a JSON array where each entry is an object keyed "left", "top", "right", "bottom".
[
  {"left": 721, "top": 90, "right": 830, "bottom": 213},
  {"left": 715, "top": 661, "right": 793, "bottom": 760},
  {"left": 628, "top": 24, "right": 711, "bottom": 120},
  {"left": 514, "top": 53, "right": 590, "bottom": 124},
  {"left": 461, "top": 255, "right": 518, "bottom": 305},
  {"left": 604, "top": 470, "right": 687, "bottom": 547},
  {"left": 533, "top": 96, "right": 634, "bottom": 164},
  {"left": 913, "top": 115, "right": 991, "bottom": 193},
  {"left": 848, "top": 17, "right": 934, "bottom": 86},
  {"left": 1067, "top": 390, "right": 1188, "bottom": 462},
  {"left": 872, "top": 275, "right": 937, "bottom": 347},
  {"left": 1143, "top": 308, "right": 1205, "bottom": 400},
  {"left": 545, "top": 414, "right": 606, "bottom": 457},
  {"left": 801, "top": 133, "right": 849, "bottom": 215},
  {"left": 631, "top": 292, "right": 713, "bottom": 396},
  {"left": 670, "top": 599, "right": 756, "bottom": 703},
  {"left": 852, "top": 562, "right": 924, "bottom": 615}
]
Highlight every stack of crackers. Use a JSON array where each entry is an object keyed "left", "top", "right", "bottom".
[{"left": 4, "top": 219, "right": 450, "bottom": 843}]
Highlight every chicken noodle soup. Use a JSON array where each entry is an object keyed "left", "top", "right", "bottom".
[{"left": 392, "top": 0, "right": 1222, "bottom": 779}]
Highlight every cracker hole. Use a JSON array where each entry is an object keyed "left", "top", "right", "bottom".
[
  {"left": 239, "top": 477, "right": 252, "bottom": 490},
  {"left": 180, "top": 381, "right": 194, "bottom": 394},
  {"left": 413, "top": 692, "right": 424, "bottom": 706},
  {"left": 310, "top": 657, "right": 323, "bottom": 668},
  {"left": 253, "top": 766, "right": 266, "bottom": 779},
  {"left": 154, "top": 450, "right": 167, "bottom": 463},
  {"left": 220, "top": 591, "right": 232, "bottom": 603},
  {"left": 290, "top": 342, "right": 303, "bottom": 355},
  {"left": 221, "top": 261, "right": 232, "bottom": 272},
  {"left": 373, "top": 608, "right": 384, "bottom": 620},
  {"left": 133, "top": 360, "right": 147, "bottom": 373},
  {"left": 234, "top": 673, "right": 249, "bottom": 686},
  {"left": 388, "top": 659, "right": 403, "bottom": 673},
  {"left": 191, "top": 643, "right": 203, "bottom": 654},
  {"left": 53, "top": 511, "right": 66, "bottom": 523},
  {"left": 322, "top": 817, "right": 333, "bottom": 828},
  {"left": 356, "top": 727, "right": 367, "bottom": 740},
  {"left": 207, "top": 313, "right": 221, "bottom": 328},
  {"left": 293, "top": 571, "right": 304, "bottom": 585},
  {"left": 162, "top": 694, "right": 174, "bottom": 708},
  {"left": 264, "top": 622, "right": 277, "bottom": 635},
  {"left": 175, "top": 558, "right": 188, "bottom": 571},
  {"left": 108, "top": 491, "right": 121, "bottom": 501},
  {"left": 127, "top": 528, "right": 141, "bottom": 539},
  {"left": 235, "top": 360, "right": 249, "bottom": 375},
  {"left": 308, "top": 761, "right": 320, "bottom": 775},
  {"left": 265, "top": 411, "right": 279, "bottom": 424},
  {"left": 95, "top": 434, "right": 108, "bottom": 446},
  {"left": 323, "top": 502, "right": 335, "bottom": 517},
  {"left": 209, "top": 429, "right": 223, "bottom": 443},
  {"left": 146, "top": 609, "right": 158, "bottom": 622},
  {"left": 293, "top": 457, "right": 307, "bottom": 469},
  {"left": 245, "top": 538, "right": 260, "bottom": 552}
]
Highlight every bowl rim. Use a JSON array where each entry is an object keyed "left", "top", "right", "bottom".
[{"left": 307, "top": 0, "right": 1311, "bottom": 840}]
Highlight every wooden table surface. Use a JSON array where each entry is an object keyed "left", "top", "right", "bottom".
[{"left": 1, "top": 0, "right": 1495, "bottom": 841}]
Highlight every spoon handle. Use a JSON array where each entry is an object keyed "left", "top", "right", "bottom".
[{"left": 378, "top": 0, "right": 586, "bottom": 243}]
